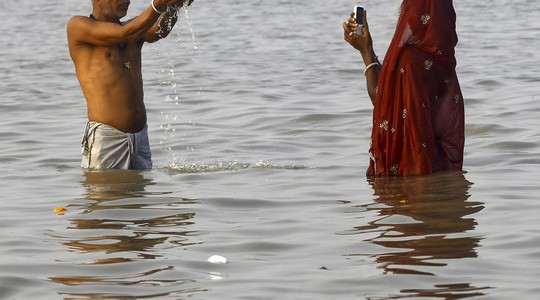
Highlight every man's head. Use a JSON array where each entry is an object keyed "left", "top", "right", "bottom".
[{"left": 92, "top": 0, "right": 131, "bottom": 20}]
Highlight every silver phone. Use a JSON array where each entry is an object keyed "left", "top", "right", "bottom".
[{"left": 355, "top": 6, "right": 364, "bottom": 34}]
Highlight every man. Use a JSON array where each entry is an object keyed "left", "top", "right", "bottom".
[{"left": 67, "top": 0, "right": 194, "bottom": 169}]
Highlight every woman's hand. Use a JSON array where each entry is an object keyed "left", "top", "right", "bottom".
[
  {"left": 343, "top": 10, "right": 380, "bottom": 106},
  {"left": 343, "top": 10, "right": 376, "bottom": 63}
]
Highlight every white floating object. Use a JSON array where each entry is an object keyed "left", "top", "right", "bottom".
[{"left": 207, "top": 255, "right": 227, "bottom": 264}]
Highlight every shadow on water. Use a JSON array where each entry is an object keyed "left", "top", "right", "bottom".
[
  {"left": 47, "top": 170, "right": 207, "bottom": 299},
  {"left": 349, "top": 171, "right": 493, "bottom": 298}
]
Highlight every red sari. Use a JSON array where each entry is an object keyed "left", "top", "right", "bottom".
[{"left": 367, "top": 0, "right": 464, "bottom": 176}]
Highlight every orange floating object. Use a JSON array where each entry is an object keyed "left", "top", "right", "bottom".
[{"left": 53, "top": 206, "right": 67, "bottom": 213}]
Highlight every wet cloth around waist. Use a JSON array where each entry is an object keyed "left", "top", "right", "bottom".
[{"left": 81, "top": 122, "right": 152, "bottom": 170}]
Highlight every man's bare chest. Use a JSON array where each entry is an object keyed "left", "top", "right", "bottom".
[{"left": 102, "top": 42, "right": 142, "bottom": 70}]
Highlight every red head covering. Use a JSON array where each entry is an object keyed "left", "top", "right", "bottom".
[
  {"left": 367, "top": 0, "right": 464, "bottom": 176},
  {"left": 389, "top": 0, "right": 457, "bottom": 70}
]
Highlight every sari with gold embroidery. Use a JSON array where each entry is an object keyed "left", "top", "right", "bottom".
[{"left": 367, "top": 0, "right": 464, "bottom": 176}]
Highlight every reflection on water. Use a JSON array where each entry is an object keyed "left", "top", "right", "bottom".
[
  {"left": 365, "top": 172, "right": 482, "bottom": 275},
  {"left": 349, "top": 172, "right": 492, "bottom": 298},
  {"left": 48, "top": 170, "right": 206, "bottom": 298},
  {"left": 82, "top": 170, "right": 157, "bottom": 201}
]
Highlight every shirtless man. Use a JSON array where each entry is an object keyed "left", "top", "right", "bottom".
[{"left": 67, "top": 0, "right": 194, "bottom": 169}]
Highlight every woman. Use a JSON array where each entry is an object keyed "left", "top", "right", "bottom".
[{"left": 343, "top": 0, "right": 464, "bottom": 176}]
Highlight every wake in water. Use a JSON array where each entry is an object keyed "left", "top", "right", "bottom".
[{"left": 166, "top": 160, "right": 307, "bottom": 174}]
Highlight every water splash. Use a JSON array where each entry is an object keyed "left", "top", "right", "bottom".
[
  {"left": 167, "top": 160, "right": 307, "bottom": 174},
  {"left": 156, "top": 4, "right": 198, "bottom": 166},
  {"left": 182, "top": 3, "right": 198, "bottom": 50}
]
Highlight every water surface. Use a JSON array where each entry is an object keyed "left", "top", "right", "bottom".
[{"left": 1, "top": 0, "right": 540, "bottom": 299}]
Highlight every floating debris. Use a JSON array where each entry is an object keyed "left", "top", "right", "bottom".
[
  {"left": 53, "top": 206, "right": 67, "bottom": 213},
  {"left": 207, "top": 255, "right": 227, "bottom": 264}
]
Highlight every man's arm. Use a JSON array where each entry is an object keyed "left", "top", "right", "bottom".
[
  {"left": 143, "top": 0, "right": 195, "bottom": 43},
  {"left": 67, "top": 0, "right": 177, "bottom": 47},
  {"left": 144, "top": 7, "right": 179, "bottom": 43}
]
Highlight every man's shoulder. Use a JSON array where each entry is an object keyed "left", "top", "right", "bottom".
[
  {"left": 67, "top": 15, "right": 93, "bottom": 32},
  {"left": 68, "top": 15, "right": 91, "bottom": 23},
  {"left": 67, "top": 15, "right": 94, "bottom": 44},
  {"left": 67, "top": 15, "right": 96, "bottom": 50}
]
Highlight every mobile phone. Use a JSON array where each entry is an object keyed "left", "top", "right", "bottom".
[{"left": 355, "top": 6, "right": 364, "bottom": 34}]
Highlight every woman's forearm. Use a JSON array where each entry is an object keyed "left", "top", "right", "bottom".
[{"left": 361, "top": 50, "right": 380, "bottom": 106}]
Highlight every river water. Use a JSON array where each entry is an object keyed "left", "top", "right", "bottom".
[{"left": 1, "top": 0, "right": 540, "bottom": 299}]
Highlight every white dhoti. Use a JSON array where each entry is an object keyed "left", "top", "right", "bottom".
[{"left": 81, "top": 122, "right": 152, "bottom": 170}]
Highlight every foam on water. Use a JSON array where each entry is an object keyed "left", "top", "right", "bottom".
[{"left": 166, "top": 160, "right": 306, "bottom": 173}]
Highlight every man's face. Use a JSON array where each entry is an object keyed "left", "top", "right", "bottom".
[
  {"left": 115, "top": 0, "right": 131, "bottom": 16},
  {"left": 97, "top": 0, "right": 131, "bottom": 19}
]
